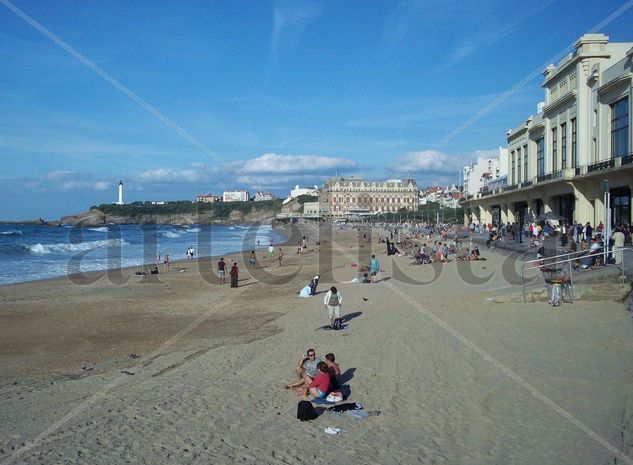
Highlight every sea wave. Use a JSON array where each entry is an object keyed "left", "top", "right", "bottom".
[
  {"left": 186, "top": 227, "right": 201, "bottom": 233},
  {"left": 0, "top": 230, "right": 23, "bottom": 235},
  {"left": 28, "top": 238, "right": 129, "bottom": 254},
  {"left": 161, "top": 231, "right": 183, "bottom": 238},
  {"left": 88, "top": 227, "right": 109, "bottom": 233}
]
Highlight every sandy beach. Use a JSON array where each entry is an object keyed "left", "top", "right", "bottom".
[{"left": 1, "top": 224, "right": 633, "bottom": 465}]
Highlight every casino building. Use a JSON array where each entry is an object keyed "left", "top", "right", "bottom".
[{"left": 462, "top": 34, "right": 632, "bottom": 228}]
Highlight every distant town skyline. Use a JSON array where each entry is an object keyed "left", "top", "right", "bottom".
[{"left": 1, "top": 0, "right": 632, "bottom": 219}]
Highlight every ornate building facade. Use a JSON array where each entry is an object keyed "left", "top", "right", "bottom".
[{"left": 320, "top": 176, "right": 418, "bottom": 217}]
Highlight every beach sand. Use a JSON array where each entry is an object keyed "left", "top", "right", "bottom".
[{"left": 1, "top": 225, "right": 633, "bottom": 464}]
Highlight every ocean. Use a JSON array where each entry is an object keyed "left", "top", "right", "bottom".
[{"left": 0, "top": 223, "right": 287, "bottom": 286}]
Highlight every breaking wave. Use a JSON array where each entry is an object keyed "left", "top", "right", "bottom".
[{"left": 27, "top": 239, "right": 129, "bottom": 254}]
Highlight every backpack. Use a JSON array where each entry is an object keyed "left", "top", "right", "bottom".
[
  {"left": 332, "top": 318, "right": 342, "bottom": 330},
  {"left": 297, "top": 400, "right": 318, "bottom": 421},
  {"left": 328, "top": 293, "right": 340, "bottom": 306}
]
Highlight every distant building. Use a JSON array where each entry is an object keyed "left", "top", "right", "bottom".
[
  {"left": 196, "top": 194, "right": 222, "bottom": 203},
  {"left": 253, "top": 191, "right": 276, "bottom": 202},
  {"left": 222, "top": 191, "right": 249, "bottom": 202},
  {"left": 321, "top": 176, "right": 418, "bottom": 217},
  {"left": 462, "top": 149, "right": 507, "bottom": 198},
  {"left": 302, "top": 201, "right": 321, "bottom": 217},
  {"left": 283, "top": 184, "right": 320, "bottom": 204}
]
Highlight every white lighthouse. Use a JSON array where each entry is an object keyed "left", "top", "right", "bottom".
[{"left": 116, "top": 180, "right": 124, "bottom": 205}]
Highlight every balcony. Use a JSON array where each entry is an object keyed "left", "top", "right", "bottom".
[
  {"left": 462, "top": 153, "right": 633, "bottom": 203},
  {"left": 587, "top": 159, "right": 615, "bottom": 173}
]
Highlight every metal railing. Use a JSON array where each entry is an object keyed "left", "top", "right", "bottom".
[{"left": 521, "top": 246, "right": 632, "bottom": 302}]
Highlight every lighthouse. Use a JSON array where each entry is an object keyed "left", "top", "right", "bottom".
[{"left": 117, "top": 180, "right": 124, "bottom": 205}]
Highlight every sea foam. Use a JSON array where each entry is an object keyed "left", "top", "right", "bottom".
[{"left": 28, "top": 238, "right": 129, "bottom": 254}]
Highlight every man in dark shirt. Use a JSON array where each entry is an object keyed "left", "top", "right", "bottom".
[{"left": 217, "top": 257, "right": 226, "bottom": 284}]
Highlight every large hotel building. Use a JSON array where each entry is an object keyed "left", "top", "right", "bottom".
[
  {"left": 462, "top": 34, "right": 632, "bottom": 228},
  {"left": 320, "top": 176, "right": 418, "bottom": 218}
]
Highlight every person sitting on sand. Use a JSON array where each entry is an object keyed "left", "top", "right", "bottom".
[
  {"left": 309, "top": 275, "right": 320, "bottom": 295},
  {"left": 307, "top": 361, "right": 330, "bottom": 399},
  {"left": 435, "top": 243, "right": 445, "bottom": 262},
  {"left": 456, "top": 248, "right": 469, "bottom": 261},
  {"left": 324, "top": 353, "right": 341, "bottom": 390},
  {"left": 285, "top": 349, "right": 321, "bottom": 392}
]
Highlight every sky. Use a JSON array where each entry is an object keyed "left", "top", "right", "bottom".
[{"left": 1, "top": 0, "right": 632, "bottom": 220}]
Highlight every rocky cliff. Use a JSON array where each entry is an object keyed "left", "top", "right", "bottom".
[{"left": 59, "top": 208, "right": 278, "bottom": 226}]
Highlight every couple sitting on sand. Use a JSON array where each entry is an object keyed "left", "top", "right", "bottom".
[{"left": 285, "top": 349, "right": 341, "bottom": 399}]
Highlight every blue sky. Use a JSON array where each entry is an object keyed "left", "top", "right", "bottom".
[{"left": 1, "top": 0, "right": 632, "bottom": 220}]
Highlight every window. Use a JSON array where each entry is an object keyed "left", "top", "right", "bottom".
[
  {"left": 537, "top": 137, "right": 545, "bottom": 177},
  {"left": 517, "top": 147, "right": 522, "bottom": 183},
  {"left": 611, "top": 187, "right": 631, "bottom": 226},
  {"left": 551, "top": 127, "right": 558, "bottom": 172},
  {"left": 611, "top": 97, "right": 629, "bottom": 157},
  {"left": 561, "top": 123, "right": 567, "bottom": 169},
  {"left": 511, "top": 151, "right": 515, "bottom": 185},
  {"left": 523, "top": 144, "right": 528, "bottom": 182},
  {"left": 571, "top": 118, "right": 577, "bottom": 167}
]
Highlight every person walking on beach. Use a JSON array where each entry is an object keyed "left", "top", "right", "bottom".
[
  {"left": 268, "top": 244, "right": 274, "bottom": 259},
  {"left": 369, "top": 254, "right": 380, "bottom": 283},
  {"left": 278, "top": 248, "right": 284, "bottom": 266},
  {"left": 163, "top": 253, "right": 170, "bottom": 272},
  {"left": 323, "top": 286, "right": 342, "bottom": 328},
  {"left": 249, "top": 250, "right": 257, "bottom": 267},
  {"left": 217, "top": 257, "right": 226, "bottom": 284},
  {"left": 230, "top": 261, "right": 239, "bottom": 288}
]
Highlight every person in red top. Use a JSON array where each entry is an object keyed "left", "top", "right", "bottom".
[{"left": 308, "top": 361, "right": 330, "bottom": 398}]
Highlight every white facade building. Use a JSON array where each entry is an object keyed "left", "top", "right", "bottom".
[
  {"left": 223, "top": 190, "right": 250, "bottom": 202},
  {"left": 283, "top": 185, "right": 320, "bottom": 204},
  {"left": 463, "top": 34, "right": 633, "bottom": 228},
  {"left": 254, "top": 191, "right": 276, "bottom": 201},
  {"left": 462, "top": 151, "right": 505, "bottom": 197}
]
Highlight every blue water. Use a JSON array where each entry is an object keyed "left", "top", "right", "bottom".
[{"left": 0, "top": 223, "right": 286, "bottom": 286}]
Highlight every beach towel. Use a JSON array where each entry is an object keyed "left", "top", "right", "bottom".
[
  {"left": 299, "top": 286, "right": 311, "bottom": 297},
  {"left": 311, "top": 397, "right": 336, "bottom": 405}
]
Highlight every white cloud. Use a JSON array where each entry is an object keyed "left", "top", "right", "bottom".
[
  {"left": 238, "top": 153, "right": 356, "bottom": 174},
  {"left": 138, "top": 167, "right": 209, "bottom": 183},
  {"left": 391, "top": 148, "right": 500, "bottom": 178},
  {"left": 45, "top": 170, "right": 75, "bottom": 180}
]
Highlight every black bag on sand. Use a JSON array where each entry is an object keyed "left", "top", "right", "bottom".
[
  {"left": 297, "top": 400, "right": 318, "bottom": 421},
  {"left": 333, "top": 318, "right": 342, "bottom": 330}
]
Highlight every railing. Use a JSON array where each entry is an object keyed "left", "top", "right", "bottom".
[
  {"left": 520, "top": 246, "right": 632, "bottom": 302},
  {"left": 587, "top": 159, "right": 615, "bottom": 173}
]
